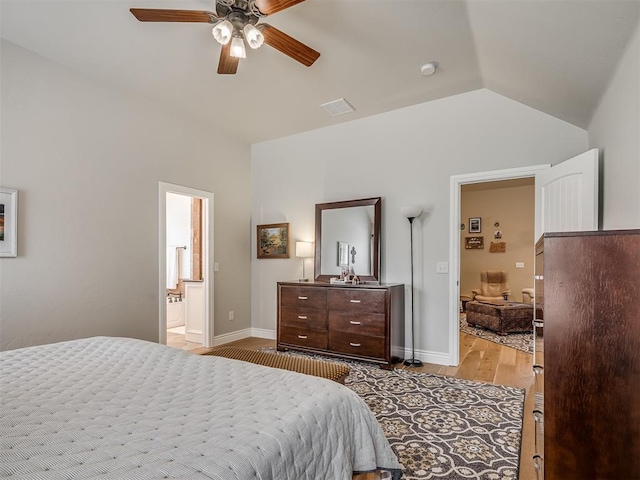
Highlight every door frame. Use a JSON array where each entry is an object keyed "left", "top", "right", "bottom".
[
  {"left": 447, "top": 164, "right": 549, "bottom": 366},
  {"left": 159, "top": 182, "right": 214, "bottom": 347}
]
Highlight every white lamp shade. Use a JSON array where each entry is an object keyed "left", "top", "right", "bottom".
[
  {"left": 212, "top": 20, "right": 233, "bottom": 45},
  {"left": 401, "top": 205, "right": 423, "bottom": 219},
  {"left": 230, "top": 35, "right": 246, "bottom": 58},
  {"left": 296, "top": 241, "right": 314, "bottom": 258},
  {"left": 243, "top": 24, "right": 264, "bottom": 49}
]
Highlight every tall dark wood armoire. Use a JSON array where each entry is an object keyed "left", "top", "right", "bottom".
[{"left": 533, "top": 229, "right": 640, "bottom": 479}]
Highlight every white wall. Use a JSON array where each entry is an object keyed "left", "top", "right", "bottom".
[
  {"left": 0, "top": 40, "right": 252, "bottom": 350},
  {"left": 588, "top": 24, "right": 640, "bottom": 229},
  {"left": 251, "top": 88, "right": 588, "bottom": 362}
]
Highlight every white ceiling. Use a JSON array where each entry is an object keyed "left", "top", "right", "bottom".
[{"left": 2, "top": 0, "right": 639, "bottom": 144}]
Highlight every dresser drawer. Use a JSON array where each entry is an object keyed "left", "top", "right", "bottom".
[
  {"left": 328, "top": 289, "right": 386, "bottom": 313},
  {"left": 328, "top": 311, "right": 385, "bottom": 336},
  {"left": 328, "top": 332, "right": 385, "bottom": 358},
  {"left": 280, "top": 326, "right": 327, "bottom": 350},
  {"left": 280, "top": 286, "right": 327, "bottom": 310},
  {"left": 281, "top": 306, "right": 327, "bottom": 329}
]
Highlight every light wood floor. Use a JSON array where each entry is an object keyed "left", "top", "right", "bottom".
[{"left": 193, "top": 333, "right": 534, "bottom": 480}]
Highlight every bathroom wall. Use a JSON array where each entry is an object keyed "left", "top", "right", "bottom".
[{"left": 166, "top": 192, "right": 191, "bottom": 281}]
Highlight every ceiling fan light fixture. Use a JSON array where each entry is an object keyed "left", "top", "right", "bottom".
[
  {"left": 212, "top": 19, "right": 233, "bottom": 45},
  {"left": 243, "top": 23, "right": 264, "bottom": 49},
  {"left": 230, "top": 33, "right": 247, "bottom": 59}
]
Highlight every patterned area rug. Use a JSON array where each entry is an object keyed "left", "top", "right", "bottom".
[
  {"left": 267, "top": 349, "right": 525, "bottom": 480},
  {"left": 460, "top": 313, "right": 533, "bottom": 354}
]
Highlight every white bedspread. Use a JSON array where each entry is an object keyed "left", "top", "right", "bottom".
[{"left": 0, "top": 337, "right": 402, "bottom": 479}]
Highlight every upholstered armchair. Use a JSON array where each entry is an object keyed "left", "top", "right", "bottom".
[
  {"left": 522, "top": 288, "right": 534, "bottom": 304},
  {"left": 471, "top": 270, "right": 511, "bottom": 303}
]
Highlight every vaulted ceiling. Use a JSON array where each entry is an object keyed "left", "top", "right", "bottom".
[{"left": 2, "top": 0, "right": 639, "bottom": 144}]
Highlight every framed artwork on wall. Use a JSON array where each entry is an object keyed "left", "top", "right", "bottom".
[
  {"left": 465, "top": 236, "right": 484, "bottom": 249},
  {"left": 0, "top": 188, "right": 18, "bottom": 257},
  {"left": 257, "top": 222, "right": 290, "bottom": 259},
  {"left": 469, "top": 217, "right": 482, "bottom": 233}
]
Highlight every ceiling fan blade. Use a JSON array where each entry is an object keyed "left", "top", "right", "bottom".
[
  {"left": 217, "top": 42, "right": 239, "bottom": 75},
  {"left": 260, "top": 24, "right": 320, "bottom": 67},
  {"left": 130, "top": 9, "right": 216, "bottom": 23},
  {"left": 253, "top": 0, "right": 305, "bottom": 16}
]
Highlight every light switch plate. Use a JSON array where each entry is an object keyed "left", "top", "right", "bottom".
[
  {"left": 214, "top": 262, "right": 219, "bottom": 272},
  {"left": 516, "top": 262, "right": 525, "bottom": 268},
  {"left": 436, "top": 262, "right": 449, "bottom": 274}
]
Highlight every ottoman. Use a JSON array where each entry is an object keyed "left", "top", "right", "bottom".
[{"left": 466, "top": 301, "right": 533, "bottom": 335}]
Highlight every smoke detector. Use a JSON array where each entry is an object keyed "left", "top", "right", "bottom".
[{"left": 420, "top": 62, "right": 439, "bottom": 76}]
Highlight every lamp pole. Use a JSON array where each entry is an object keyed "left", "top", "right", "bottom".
[{"left": 404, "top": 215, "right": 423, "bottom": 367}]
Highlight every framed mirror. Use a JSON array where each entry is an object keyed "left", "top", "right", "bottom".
[{"left": 314, "top": 197, "right": 381, "bottom": 283}]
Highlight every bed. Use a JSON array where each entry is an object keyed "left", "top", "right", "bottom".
[{"left": 0, "top": 336, "right": 402, "bottom": 479}]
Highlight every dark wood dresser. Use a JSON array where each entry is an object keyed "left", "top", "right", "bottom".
[
  {"left": 534, "top": 229, "right": 640, "bottom": 479},
  {"left": 277, "top": 282, "right": 405, "bottom": 368}
]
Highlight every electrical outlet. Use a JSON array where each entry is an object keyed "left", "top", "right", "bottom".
[
  {"left": 516, "top": 262, "right": 525, "bottom": 268},
  {"left": 214, "top": 262, "right": 219, "bottom": 272},
  {"left": 228, "top": 311, "right": 234, "bottom": 321},
  {"left": 436, "top": 262, "right": 449, "bottom": 274}
]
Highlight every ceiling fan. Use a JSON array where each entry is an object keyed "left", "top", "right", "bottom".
[{"left": 130, "top": 0, "right": 320, "bottom": 75}]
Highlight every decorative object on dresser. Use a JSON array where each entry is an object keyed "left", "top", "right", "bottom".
[
  {"left": 314, "top": 197, "right": 381, "bottom": 283},
  {"left": 400, "top": 205, "right": 423, "bottom": 367},
  {"left": 277, "top": 282, "right": 405, "bottom": 369},
  {"left": 295, "top": 241, "right": 313, "bottom": 282},
  {"left": 256, "top": 222, "right": 289, "bottom": 258},
  {"left": 533, "top": 229, "right": 640, "bottom": 479}
]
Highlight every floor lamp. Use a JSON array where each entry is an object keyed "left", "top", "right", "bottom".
[{"left": 401, "top": 206, "right": 423, "bottom": 367}]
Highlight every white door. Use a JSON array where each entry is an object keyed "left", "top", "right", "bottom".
[{"left": 535, "top": 148, "right": 599, "bottom": 239}]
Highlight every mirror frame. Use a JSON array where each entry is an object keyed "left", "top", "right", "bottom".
[{"left": 314, "top": 197, "right": 382, "bottom": 283}]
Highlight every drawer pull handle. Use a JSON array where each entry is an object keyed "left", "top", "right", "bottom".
[
  {"left": 298, "top": 296, "right": 308, "bottom": 300},
  {"left": 297, "top": 315, "right": 308, "bottom": 320},
  {"left": 534, "top": 320, "right": 544, "bottom": 327},
  {"left": 533, "top": 364, "right": 543, "bottom": 374},
  {"left": 533, "top": 410, "right": 544, "bottom": 423},
  {"left": 532, "top": 454, "right": 543, "bottom": 475},
  {"left": 349, "top": 321, "right": 362, "bottom": 325},
  {"left": 297, "top": 335, "right": 308, "bottom": 339},
  {"left": 534, "top": 275, "right": 543, "bottom": 280},
  {"left": 349, "top": 299, "right": 361, "bottom": 304},
  {"left": 350, "top": 343, "right": 361, "bottom": 347}
]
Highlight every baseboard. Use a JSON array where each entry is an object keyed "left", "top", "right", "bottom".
[
  {"left": 401, "top": 347, "right": 451, "bottom": 366},
  {"left": 250, "top": 328, "right": 276, "bottom": 340},
  {"left": 211, "top": 328, "right": 252, "bottom": 346}
]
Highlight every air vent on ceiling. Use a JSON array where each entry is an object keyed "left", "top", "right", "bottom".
[{"left": 320, "top": 98, "right": 355, "bottom": 116}]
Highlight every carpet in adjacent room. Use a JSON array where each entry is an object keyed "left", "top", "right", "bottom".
[{"left": 460, "top": 313, "right": 533, "bottom": 354}]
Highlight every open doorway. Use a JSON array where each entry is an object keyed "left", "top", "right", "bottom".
[
  {"left": 159, "top": 182, "right": 214, "bottom": 350},
  {"left": 448, "top": 165, "right": 549, "bottom": 366},
  {"left": 458, "top": 178, "right": 535, "bottom": 353}
]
